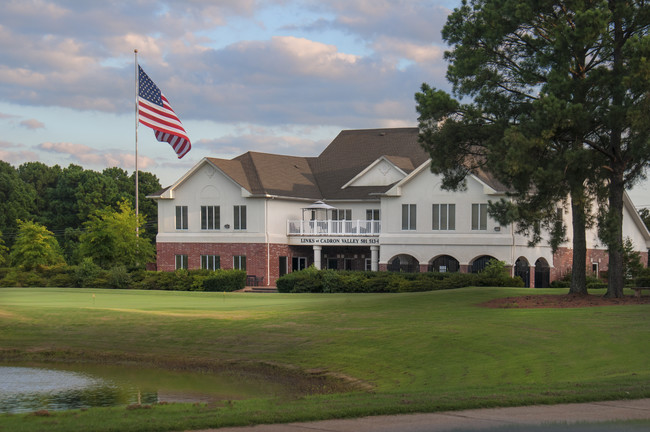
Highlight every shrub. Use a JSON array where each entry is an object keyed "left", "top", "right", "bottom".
[
  {"left": 275, "top": 267, "right": 513, "bottom": 293},
  {"left": 0, "top": 269, "right": 45, "bottom": 287},
  {"left": 439, "top": 272, "right": 479, "bottom": 289},
  {"left": 74, "top": 258, "right": 103, "bottom": 288},
  {"left": 634, "top": 267, "right": 650, "bottom": 287},
  {"left": 108, "top": 266, "right": 132, "bottom": 289},
  {"left": 276, "top": 266, "right": 323, "bottom": 293},
  {"left": 45, "top": 266, "right": 75, "bottom": 287},
  {"left": 550, "top": 279, "right": 571, "bottom": 288},
  {"left": 199, "top": 270, "right": 246, "bottom": 292},
  {"left": 475, "top": 260, "right": 523, "bottom": 287}
]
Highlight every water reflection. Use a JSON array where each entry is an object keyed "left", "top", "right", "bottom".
[{"left": 0, "top": 363, "right": 287, "bottom": 414}]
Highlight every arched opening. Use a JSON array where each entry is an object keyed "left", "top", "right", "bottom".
[
  {"left": 471, "top": 255, "right": 497, "bottom": 273},
  {"left": 534, "top": 258, "right": 550, "bottom": 288},
  {"left": 514, "top": 257, "right": 530, "bottom": 288},
  {"left": 387, "top": 254, "right": 420, "bottom": 273},
  {"left": 428, "top": 255, "right": 460, "bottom": 273}
]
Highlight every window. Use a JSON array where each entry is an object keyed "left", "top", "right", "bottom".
[
  {"left": 472, "top": 203, "right": 488, "bottom": 230},
  {"left": 234, "top": 205, "right": 247, "bottom": 230},
  {"left": 175, "top": 254, "right": 188, "bottom": 270},
  {"left": 292, "top": 257, "right": 307, "bottom": 272},
  {"left": 175, "top": 206, "right": 188, "bottom": 230},
  {"left": 366, "top": 209, "right": 380, "bottom": 220},
  {"left": 365, "top": 258, "right": 372, "bottom": 271},
  {"left": 332, "top": 209, "right": 352, "bottom": 220},
  {"left": 402, "top": 204, "right": 416, "bottom": 230},
  {"left": 233, "top": 255, "right": 246, "bottom": 270},
  {"left": 432, "top": 204, "right": 455, "bottom": 230},
  {"left": 201, "top": 206, "right": 220, "bottom": 230},
  {"left": 201, "top": 255, "right": 220, "bottom": 270}
]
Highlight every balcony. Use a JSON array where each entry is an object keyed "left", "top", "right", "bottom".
[{"left": 287, "top": 220, "right": 381, "bottom": 236}]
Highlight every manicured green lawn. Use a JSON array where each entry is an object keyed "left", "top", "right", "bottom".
[{"left": 0, "top": 287, "right": 648, "bottom": 432}]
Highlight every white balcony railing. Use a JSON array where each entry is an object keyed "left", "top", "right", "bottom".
[{"left": 287, "top": 220, "right": 381, "bottom": 236}]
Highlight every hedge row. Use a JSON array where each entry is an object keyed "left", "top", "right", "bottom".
[
  {"left": 276, "top": 265, "right": 524, "bottom": 294},
  {"left": 0, "top": 264, "right": 246, "bottom": 292}
]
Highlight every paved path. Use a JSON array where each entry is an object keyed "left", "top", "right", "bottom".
[{"left": 190, "top": 398, "right": 650, "bottom": 432}]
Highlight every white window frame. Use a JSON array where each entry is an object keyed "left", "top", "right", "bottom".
[
  {"left": 234, "top": 205, "right": 247, "bottom": 230},
  {"left": 201, "top": 255, "right": 220, "bottom": 270},
  {"left": 433, "top": 204, "right": 455, "bottom": 230},
  {"left": 366, "top": 209, "right": 380, "bottom": 221},
  {"left": 402, "top": 204, "right": 417, "bottom": 230},
  {"left": 175, "top": 254, "right": 188, "bottom": 270},
  {"left": 332, "top": 209, "right": 352, "bottom": 220},
  {"left": 233, "top": 255, "right": 246, "bottom": 270},
  {"left": 472, "top": 203, "right": 488, "bottom": 231},
  {"left": 201, "top": 205, "right": 220, "bottom": 230},
  {"left": 175, "top": 206, "right": 188, "bottom": 230}
]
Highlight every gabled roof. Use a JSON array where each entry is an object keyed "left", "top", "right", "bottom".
[
  {"left": 341, "top": 156, "right": 409, "bottom": 189},
  {"left": 206, "top": 152, "right": 320, "bottom": 198},
  {"left": 308, "top": 127, "right": 429, "bottom": 199},
  {"left": 150, "top": 127, "right": 509, "bottom": 201}
]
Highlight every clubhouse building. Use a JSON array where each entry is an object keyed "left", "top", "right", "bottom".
[{"left": 149, "top": 128, "right": 650, "bottom": 287}]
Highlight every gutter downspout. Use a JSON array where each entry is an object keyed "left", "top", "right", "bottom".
[{"left": 266, "top": 198, "right": 270, "bottom": 286}]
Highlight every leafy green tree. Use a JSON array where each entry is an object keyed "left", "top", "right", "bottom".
[
  {"left": 132, "top": 170, "right": 162, "bottom": 244},
  {"left": 0, "top": 161, "right": 37, "bottom": 242},
  {"left": 416, "top": 0, "right": 649, "bottom": 297},
  {"left": 102, "top": 167, "right": 133, "bottom": 201},
  {"left": 0, "top": 231, "right": 8, "bottom": 267},
  {"left": 75, "top": 169, "right": 120, "bottom": 222},
  {"left": 10, "top": 220, "right": 65, "bottom": 270},
  {"left": 78, "top": 200, "right": 155, "bottom": 269},
  {"left": 46, "top": 164, "right": 85, "bottom": 235},
  {"left": 17, "top": 161, "right": 61, "bottom": 226}
]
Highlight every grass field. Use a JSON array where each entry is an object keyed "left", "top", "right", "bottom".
[{"left": 0, "top": 287, "right": 649, "bottom": 432}]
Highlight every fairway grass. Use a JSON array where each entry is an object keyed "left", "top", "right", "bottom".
[{"left": 0, "top": 287, "right": 649, "bottom": 432}]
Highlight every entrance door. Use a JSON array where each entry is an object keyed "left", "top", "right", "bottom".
[{"left": 292, "top": 257, "right": 307, "bottom": 272}]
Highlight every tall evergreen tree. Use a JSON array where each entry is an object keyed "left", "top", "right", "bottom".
[{"left": 416, "top": 0, "right": 649, "bottom": 295}]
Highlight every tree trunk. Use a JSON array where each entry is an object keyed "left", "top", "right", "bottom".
[
  {"left": 604, "top": 0, "right": 625, "bottom": 298},
  {"left": 569, "top": 188, "right": 587, "bottom": 295},
  {"left": 605, "top": 170, "right": 625, "bottom": 298}
]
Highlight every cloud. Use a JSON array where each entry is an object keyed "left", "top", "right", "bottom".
[
  {"left": 194, "top": 132, "right": 325, "bottom": 157},
  {"left": 0, "top": 140, "right": 40, "bottom": 163},
  {"left": 306, "top": 0, "right": 451, "bottom": 44},
  {"left": 0, "top": 0, "right": 451, "bottom": 132},
  {"left": 0, "top": 112, "right": 19, "bottom": 119},
  {"left": 19, "top": 118, "right": 45, "bottom": 129},
  {"left": 38, "top": 141, "right": 157, "bottom": 170}
]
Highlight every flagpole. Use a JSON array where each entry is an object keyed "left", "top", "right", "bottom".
[{"left": 134, "top": 49, "right": 139, "bottom": 237}]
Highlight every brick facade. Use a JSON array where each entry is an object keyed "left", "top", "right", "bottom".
[
  {"left": 158, "top": 241, "right": 647, "bottom": 287},
  {"left": 158, "top": 242, "right": 293, "bottom": 286}
]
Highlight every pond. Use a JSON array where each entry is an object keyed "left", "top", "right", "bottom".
[{"left": 0, "top": 362, "right": 291, "bottom": 414}]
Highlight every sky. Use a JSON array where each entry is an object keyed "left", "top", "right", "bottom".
[{"left": 0, "top": 0, "right": 648, "bottom": 207}]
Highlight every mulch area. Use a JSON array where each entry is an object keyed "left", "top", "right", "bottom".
[{"left": 481, "top": 293, "right": 650, "bottom": 308}]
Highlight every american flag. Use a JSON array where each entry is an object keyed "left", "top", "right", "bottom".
[{"left": 138, "top": 66, "right": 191, "bottom": 158}]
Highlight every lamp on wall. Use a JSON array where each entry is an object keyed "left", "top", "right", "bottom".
[{"left": 224, "top": 224, "right": 230, "bottom": 229}]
